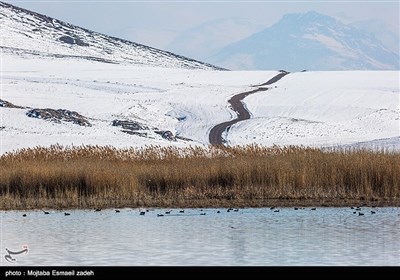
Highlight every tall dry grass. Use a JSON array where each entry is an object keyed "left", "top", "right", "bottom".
[{"left": 1, "top": 144, "right": 399, "bottom": 209}]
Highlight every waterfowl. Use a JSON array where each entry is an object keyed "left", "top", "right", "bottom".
[
  {"left": 157, "top": 214, "right": 164, "bottom": 217},
  {"left": 217, "top": 210, "right": 220, "bottom": 213},
  {"left": 165, "top": 210, "right": 171, "bottom": 214},
  {"left": 64, "top": 212, "right": 70, "bottom": 216},
  {"left": 95, "top": 208, "right": 101, "bottom": 212},
  {"left": 179, "top": 210, "right": 185, "bottom": 213},
  {"left": 274, "top": 210, "right": 280, "bottom": 213},
  {"left": 140, "top": 211, "right": 145, "bottom": 215},
  {"left": 358, "top": 212, "right": 364, "bottom": 216},
  {"left": 200, "top": 213, "right": 206, "bottom": 216},
  {"left": 43, "top": 210, "right": 50, "bottom": 215},
  {"left": 371, "top": 211, "right": 376, "bottom": 214},
  {"left": 311, "top": 208, "right": 317, "bottom": 211},
  {"left": 22, "top": 214, "right": 27, "bottom": 217},
  {"left": 294, "top": 207, "right": 299, "bottom": 210},
  {"left": 234, "top": 209, "right": 239, "bottom": 212},
  {"left": 115, "top": 210, "right": 120, "bottom": 213}
]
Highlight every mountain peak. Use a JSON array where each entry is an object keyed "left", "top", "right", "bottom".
[
  {"left": 210, "top": 11, "right": 399, "bottom": 71},
  {"left": 275, "top": 11, "right": 343, "bottom": 34},
  {"left": 281, "top": 11, "right": 336, "bottom": 23}
]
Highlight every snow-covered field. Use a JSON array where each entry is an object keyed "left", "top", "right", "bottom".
[
  {"left": 1, "top": 54, "right": 399, "bottom": 154},
  {"left": 227, "top": 71, "right": 400, "bottom": 150}
]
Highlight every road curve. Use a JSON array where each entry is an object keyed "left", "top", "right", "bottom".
[{"left": 209, "top": 71, "right": 289, "bottom": 145}]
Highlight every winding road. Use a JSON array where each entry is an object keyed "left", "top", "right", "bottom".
[{"left": 209, "top": 71, "right": 289, "bottom": 145}]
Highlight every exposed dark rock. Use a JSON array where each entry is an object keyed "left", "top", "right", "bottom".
[
  {"left": 0, "top": 99, "right": 24, "bottom": 109},
  {"left": 59, "top": 35, "right": 89, "bottom": 47},
  {"left": 26, "top": 108, "right": 91, "bottom": 126},
  {"left": 112, "top": 119, "right": 148, "bottom": 130},
  {"left": 75, "top": 37, "right": 89, "bottom": 47},
  {"left": 155, "top": 130, "right": 176, "bottom": 141},
  {"left": 175, "top": 135, "right": 192, "bottom": 142},
  {"left": 121, "top": 130, "right": 148, "bottom": 137},
  {"left": 59, "top": 35, "right": 74, "bottom": 44}
]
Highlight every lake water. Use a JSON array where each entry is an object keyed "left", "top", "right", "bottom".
[{"left": 1, "top": 207, "right": 399, "bottom": 266}]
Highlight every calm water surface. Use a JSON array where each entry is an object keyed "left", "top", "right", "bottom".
[{"left": 1, "top": 207, "right": 399, "bottom": 266}]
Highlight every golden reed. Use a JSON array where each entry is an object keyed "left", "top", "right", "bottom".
[{"left": 1, "top": 144, "right": 399, "bottom": 209}]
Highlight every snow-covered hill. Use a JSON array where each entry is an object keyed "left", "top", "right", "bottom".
[
  {"left": 227, "top": 71, "right": 399, "bottom": 149},
  {"left": 0, "top": 54, "right": 277, "bottom": 153},
  {"left": 1, "top": 55, "right": 399, "bottom": 154},
  {"left": 0, "top": 1, "right": 222, "bottom": 69},
  {"left": 210, "top": 11, "right": 399, "bottom": 71}
]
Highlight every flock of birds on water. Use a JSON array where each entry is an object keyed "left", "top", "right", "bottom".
[{"left": 19, "top": 206, "right": 380, "bottom": 217}]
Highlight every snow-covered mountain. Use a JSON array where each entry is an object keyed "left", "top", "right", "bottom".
[
  {"left": 0, "top": 1, "right": 222, "bottom": 70},
  {"left": 167, "top": 17, "right": 264, "bottom": 63},
  {"left": 210, "top": 11, "right": 399, "bottom": 71},
  {"left": 350, "top": 19, "right": 400, "bottom": 54}
]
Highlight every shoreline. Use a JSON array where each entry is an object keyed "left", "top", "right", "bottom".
[{"left": 2, "top": 198, "right": 399, "bottom": 211}]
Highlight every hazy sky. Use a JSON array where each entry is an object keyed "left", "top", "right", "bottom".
[{"left": 3, "top": 0, "right": 399, "bottom": 50}]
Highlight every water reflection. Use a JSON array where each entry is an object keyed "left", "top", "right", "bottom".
[{"left": 1, "top": 207, "right": 399, "bottom": 266}]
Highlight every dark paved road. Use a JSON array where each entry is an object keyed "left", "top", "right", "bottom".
[{"left": 209, "top": 71, "right": 289, "bottom": 145}]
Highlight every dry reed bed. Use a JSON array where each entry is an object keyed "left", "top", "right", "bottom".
[{"left": 1, "top": 144, "right": 399, "bottom": 209}]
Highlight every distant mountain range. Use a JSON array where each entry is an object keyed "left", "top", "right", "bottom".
[
  {"left": 207, "top": 11, "right": 399, "bottom": 71},
  {"left": 0, "top": 1, "right": 222, "bottom": 70},
  {"left": 167, "top": 17, "right": 264, "bottom": 63}
]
